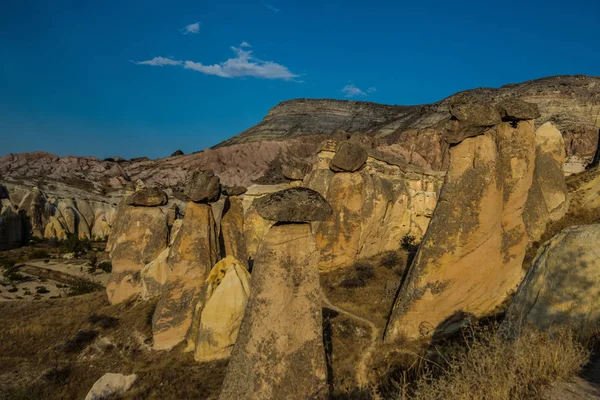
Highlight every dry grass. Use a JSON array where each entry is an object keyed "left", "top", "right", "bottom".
[{"left": 407, "top": 324, "right": 590, "bottom": 400}]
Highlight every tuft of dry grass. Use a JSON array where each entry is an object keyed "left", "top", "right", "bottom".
[{"left": 408, "top": 324, "right": 590, "bottom": 400}]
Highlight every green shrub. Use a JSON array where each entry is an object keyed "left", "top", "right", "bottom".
[
  {"left": 66, "top": 278, "right": 103, "bottom": 296},
  {"left": 401, "top": 235, "right": 419, "bottom": 252},
  {"left": 97, "top": 261, "right": 112, "bottom": 273},
  {"left": 60, "top": 235, "right": 91, "bottom": 256},
  {"left": 28, "top": 250, "right": 50, "bottom": 260},
  {"left": 36, "top": 286, "right": 50, "bottom": 294}
]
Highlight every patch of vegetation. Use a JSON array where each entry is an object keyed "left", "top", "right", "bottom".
[
  {"left": 407, "top": 325, "right": 590, "bottom": 400},
  {"left": 60, "top": 235, "right": 92, "bottom": 257},
  {"left": 97, "top": 260, "right": 112, "bottom": 273},
  {"left": 88, "top": 314, "right": 119, "bottom": 329},
  {"left": 62, "top": 330, "right": 99, "bottom": 353},
  {"left": 340, "top": 261, "right": 376, "bottom": 288},
  {"left": 28, "top": 249, "right": 50, "bottom": 260},
  {"left": 8, "top": 287, "right": 18, "bottom": 293},
  {"left": 36, "top": 286, "right": 50, "bottom": 294},
  {"left": 401, "top": 235, "right": 420, "bottom": 252},
  {"left": 67, "top": 278, "right": 103, "bottom": 296},
  {"left": 1, "top": 263, "right": 26, "bottom": 282}
]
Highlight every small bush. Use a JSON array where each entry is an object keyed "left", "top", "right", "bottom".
[
  {"left": 410, "top": 325, "right": 590, "bottom": 400},
  {"left": 88, "top": 314, "right": 119, "bottom": 329},
  {"left": 62, "top": 330, "right": 99, "bottom": 353},
  {"left": 8, "top": 287, "right": 18, "bottom": 293},
  {"left": 36, "top": 286, "right": 50, "bottom": 294},
  {"left": 60, "top": 235, "right": 92, "bottom": 257},
  {"left": 97, "top": 261, "right": 112, "bottom": 273},
  {"left": 3, "top": 265, "right": 26, "bottom": 282},
  {"left": 0, "top": 258, "right": 17, "bottom": 269},
  {"left": 28, "top": 249, "right": 50, "bottom": 260},
  {"left": 401, "top": 235, "right": 419, "bottom": 252},
  {"left": 23, "top": 289, "right": 32, "bottom": 296},
  {"left": 340, "top": 261, "right": 375, "bottom": 288},
  {"left": 67, "top": 278, "right": 103, "bottom": 296}
]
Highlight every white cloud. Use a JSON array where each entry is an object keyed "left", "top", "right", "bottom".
[
  {"left": 341, "top": 84, "right": 366, "bottom": 98},
  {"left": 367, "top": 87, "right": 377, "bottom": 93},
  {"left": 265, "top": 3, "right": 280, "bottom": 12},
  {"left": 181, "top": 22, "right": 200, "bottom": 34},
  {"left": 183, "top": 46, "right": 299, "bottom": 80},
  {"left": 134, "top": 57, "right": 182, "bottom": 66},
  {"left": 240, "top": 41, "right": 251, "bottom": 48}
]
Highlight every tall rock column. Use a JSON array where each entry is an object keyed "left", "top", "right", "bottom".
[
  {"left": 106, "top": 189, "right": 170, "bottom": 304},
  {"left": 385, "top": 101, "right": 540, "bottom": 342},
  {"left": 152, "top": 171, "right": 221, "bottom": 351},
  {"left": 219, "top": 188, "right": 331, "bottom": 400}
]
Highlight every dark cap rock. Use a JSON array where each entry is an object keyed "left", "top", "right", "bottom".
[
  {"left": 185, "top": 170, "right": 221, "bottom": 203},
  {"left": 254, "top": 187, "right": 332, "bottom": 222},
  {"left": 329, "top": 141, "right": 368, "bottom": 172},
  {"left": 126, "top": 188, "right": 168, "bottom": 207},
  {"left": 497, "top": 99, "right": 541, "bottom": 121},
  {"left": 444, "top": 98, "right": 502, "bottom": 144},
  {"left": 282, "top": 162, "right": 310, "bottom": 180}
]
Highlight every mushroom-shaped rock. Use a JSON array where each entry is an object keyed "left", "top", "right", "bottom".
[
  {"left": 254, "top": 187, "right": 332, "bottom": 222},
  {"left": 126, "top": 188, "right": 168, "bottom": 207},
  {"left": 329, "top": 141, "right": 368, "bottom": 172},
  {"left": 498, "top": 98, "right": 541, "bottom": 121},
  {"left": 445, "top": 98, "right": 502, "bottom": 144},
  {"left": 185, "top": 170, "right": 221, "bottom": 203},
  {"left": 222, "top": 185, "right": 248, "bottom": 196}
]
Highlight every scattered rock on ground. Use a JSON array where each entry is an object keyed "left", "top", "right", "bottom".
[{"left": 85, "top": 373, "right": 137, "bottom": 400}]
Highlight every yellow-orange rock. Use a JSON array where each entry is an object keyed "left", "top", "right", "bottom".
[
  {"left": 385, "top": 121, "right": 535, "bottom": 342},
  {"left": 152, "top": 202, "right": 219, "bottom": 351},
  {"left": 220, "top": 197, "right": 248, "bottom": 264}
]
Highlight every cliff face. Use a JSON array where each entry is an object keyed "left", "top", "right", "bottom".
[{"left": 1, "top": 75, "right": 599, "bottom": 196}]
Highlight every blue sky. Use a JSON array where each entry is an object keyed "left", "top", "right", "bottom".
[{"left": 1, "top": 0, "right": 599, "bottom": 159}]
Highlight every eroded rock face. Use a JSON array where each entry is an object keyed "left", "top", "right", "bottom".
[
  {"left": 185, "top": 170, "right": 221, "bottom": 203},
  {"left": 523, "top": 122, "right": 569, "bottom": 240},
  {"left": 503, "top": 225, "right": 600, "bottom": 334},
  {"left": 219, "top": 223, "right": 328, "bottom": 400},
  {"left": 329, "top": 141, "right": 368, "bottom": 172},
  {"left": 106, "top": 206, "right": 169, "bottom": 304},
  {"left": 220, "top": 196, "right": 248, "bottom": 264},
  {"left": 126, "top": 188, "right": 168, "bottom": 207},
  {"left": 152, "top": 202, "right": 219, "bottom": 351},
  {"left": 385, "top": 120, "right": 536, "bottom": 342},
  {"left": 194, "top": 256, "right": 251, "bottom": 362},
  {"left": 0, "top": 202, "right": 24, "bottom": 250},
  {"left": 254, "top": 187, "right": 332, "bottom": 222}
]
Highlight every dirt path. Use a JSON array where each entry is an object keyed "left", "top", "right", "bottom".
[{"left": 322, "top": 294, "right": 380, "bottom": 387}]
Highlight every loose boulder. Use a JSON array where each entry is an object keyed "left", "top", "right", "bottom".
[
  {"left": 194, "top": 256, "right": 251, "bottom": 362},
  {"left": 254, "top": 187, "right": 332, "bottom": 222},
  {"left": 126, "top": 188, "right": 168, "bottom": 207},
  {"left": 503, "top": 225, "right": 600, "bottom": 335},
  {"left": 497, "top": 98, "right": 541, "bottom": 121},
  {"left": 218, "top": 223, "right": 328, "bottom": 400},
  {"left": 85, "top": 373, "right": 137, "bottom": 400},
  {"left": 185, "top": 170, "right": 221, "bottom": 203},
  {"left": 329, "top": 141, "right": 368, "bottom": 172}
]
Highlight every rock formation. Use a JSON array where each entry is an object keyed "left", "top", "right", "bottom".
[
  {"left": 126, "top": 188, "right": 168, "bottom": 207},
  {"left": 85, "top": 373, "right": 137, "bottom": 400},
  {"left": 152, "top": 201, "right": 219, "bottom": 351},
  {"left": 329, "top": 141, "right": 368, "bottom": 172},
  {"left": 219, "top": 196, "right": 248, "bottom": 264},
  {"left": 503, "top": 225, "right": 600, "bottom": 335},
  {"left": 385, "top": 118, "right": 539, "bottom": 342},
  {"left": 193, "top": 256, "right": 251, "bottom": 362},
  {"left": 185, "top": 170, "right": 221, "bottom": 203},
  {"left": 219, "top": 189, "right": 329, "bottom": 400}
]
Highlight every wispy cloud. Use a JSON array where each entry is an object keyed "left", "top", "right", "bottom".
[
  {"left": 265, "top": 3, "right": 280, "bottom": 12},
  {"left": 368, "top": 87, "right": 377, "bottom": 93},
  {"left": 181, "top": 22, "right": 200, "bottom": 34},
  {"left": 240, "top": 41, "right": 252, "bottom": 48},
  {"left": 134, "top": 57, "right": 182, "bottom": 66},
  {"left": 134, "top": 44, "right": 299, "bottom": 81},
  {"left": 341, "top": 84, "right": 366, "bottom": 98},
  {"left": 184, "top": 46, "right": 298, "bottom": 80}
]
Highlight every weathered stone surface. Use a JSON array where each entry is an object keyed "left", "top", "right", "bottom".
[
  {"left": 152, "top": 202, "right": 219, "bottom": 351},
  {"left": 503, "top": 225, "right": 600, "bottom": 335},
  {"left": 106, "top": 206, "right": 169, "bottom": 304},
  {"left": 243, "top": 204, "right": 274, "bottom": 261},
  {"left": 254, "top": 187, "right": 332, "bottom": 222},
  {"left": 222, "top": 185, "right": 247, "bottom": 196},
  {"left": 329, "top": 141, "right": 368, "bottom": 172},
  {"left": 85, "top": 373, "right": 137, "bottom": 400},
  {"left": 498, "top": 98, "right": 541, "bottom": 121},
  {"left": 444, "top": 98, "right": 501, "bottom": 144},
  {"left": 282, "top": 162, "right": 310, "bottom": 180},
  {"left": 0, "top": 184, "right": 8, "bottom": 199},
  {"left": 43, "top": 216, "right": 68, "bottom": 240},
  {"left": 219, "top": 223, "right": 328, "bottom": 400},
  {"left": 0, "top": 203, "right": 24, "bottom": 250},
  {"left": 220, "top": 196, "right": 248, "bottom": 264},
  {"left": 523, "top": 122, "right": 569, "bottom": 240},
  {"left": 385, "top": 121, "right": 535, "bottom": 342},
  {"left": 185, "top": 170, "right": 221, "bottom": 203},
  {"left": 140, "top": 248, "right": 170, "bottom": 300},
  {"left": 126, "top": 188, "right": 168, "bottom": 207},
  {"left": 194, "top": 256, "right": 251, "bottom": 362}
]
